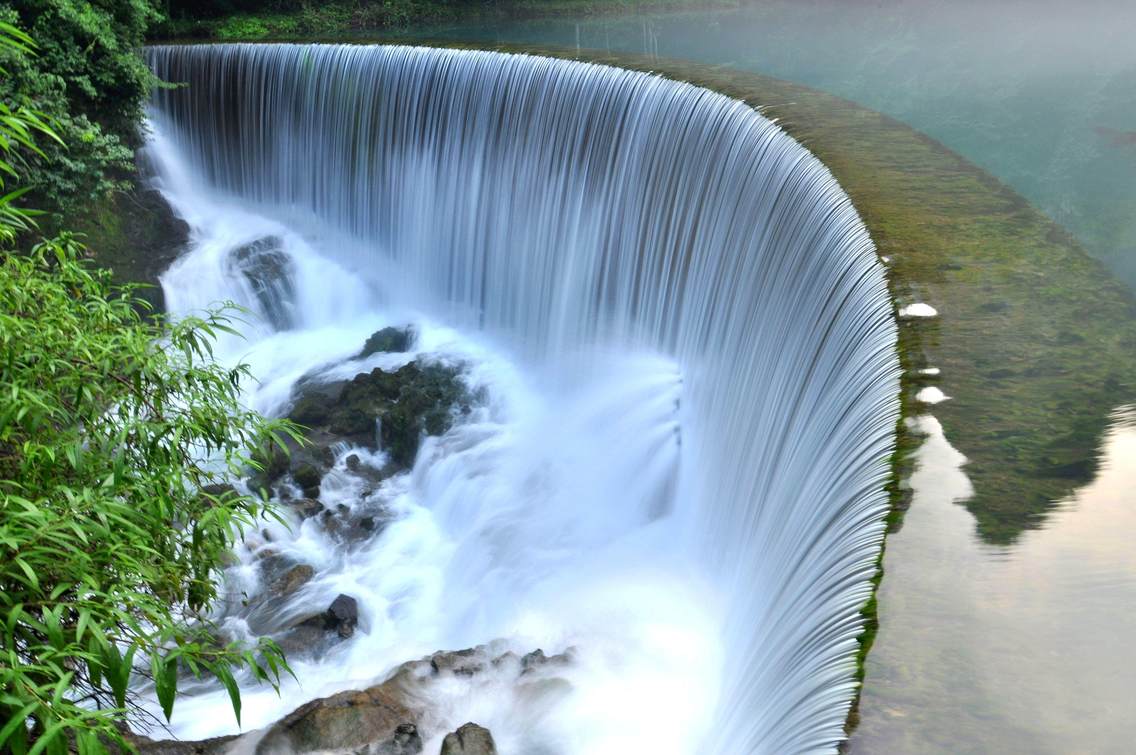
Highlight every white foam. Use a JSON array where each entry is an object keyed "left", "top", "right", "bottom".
[
  {"left": 917, "top": 386, "right": 950, "bottom": 404},
  {"left": 899, "top": 302, "right": 938, "bottom": 318}
]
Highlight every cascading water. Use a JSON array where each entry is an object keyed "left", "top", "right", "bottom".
[{"left": 143, "top": 44, "right": 899, "bottom": 754}]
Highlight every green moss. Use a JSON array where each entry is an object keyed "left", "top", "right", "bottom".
[{"left": 69, "top": 186, "right": 189, "bottom": 314}]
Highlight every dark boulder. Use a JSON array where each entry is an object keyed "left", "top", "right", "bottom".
[
  {"left": 291, "top": 461, "right": 323, "bottom": 499},
  {"left": 358, "top": 326, "right": 415, "bottom": 358},
  {"left": 325, "top": 594, "right": 359, "bottom": 639},
  {"left": 230, "top": 236, "right": 297, "bottom": 331},
  {"left": 440, "top": 723, "right": 497, "bottom": 755}
]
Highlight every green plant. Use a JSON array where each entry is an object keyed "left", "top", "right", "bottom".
[
  {"left": 0, "top": 1, "right": 159, "bottom": 220},
  {"left": 1, "top": 21, "right": 299, "bottom": 754},
  {"left": 0, "top": 238, "right": 300, "bottom": 753}
]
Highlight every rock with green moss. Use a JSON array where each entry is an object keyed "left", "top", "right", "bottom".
[
  {"left": 299, "top": 361, "right": 473, "bottom": 469},
  {"left": 358, "top": 326, "right": 415, "bottom": 358}
]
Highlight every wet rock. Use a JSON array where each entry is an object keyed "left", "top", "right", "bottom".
[
  {"left": 358, "top": 326, "right": 415, "bottom": 358},
  {"left": 255, "top": 685, "right": 419, "bottom": 754},
  {"left": 370, "top": 723, "right": 423, "bottom": 754},
  {"left": 520, "top": 648, "right": 574, "bottom": 675},
  {"left": 272, "top": 564, "right": 315, "bottom": 597},
  {"left": 440, "top": 723, "right": 497, "bottom": 755},
  {"left": 319, "top": 504, "right": 390, "bottom": 545},
  {"left": 290, "top": 497, "right": 324, "bottom": 519},
  {"left": 326, "top": 594, "right": 359, "bottom": 639},
  {"left": 248, "top": 440, "right": 335, "bottom": 500},
  {"left": 137, "top": 643, "right": 568, "bottom": 754},
  {"left": 430, "top": 648, "right": 485, "bottom": 677},
  {"left": 290, "top": 392, "right": 335, "bottom": 427},
  {"left": 292, "top": 461, "right": 323, "bottom": 499},
  {"left": 274, "top": 617, "right": 337, "bottom": 658},
  {"left": 230, "top": 236, "right": 297, "bottom": 331}
]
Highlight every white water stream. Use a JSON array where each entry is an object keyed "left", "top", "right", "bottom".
[{"left": 142, "top": 45, "right": 898, "bottom": 754}]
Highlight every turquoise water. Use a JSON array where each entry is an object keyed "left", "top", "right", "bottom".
[{"left": 388, "top": 0, "right": 1136, "bottom": 290}]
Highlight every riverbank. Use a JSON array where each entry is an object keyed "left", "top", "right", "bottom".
[{"left": 149, "top": 0, "right": 739, "bottom": 42}]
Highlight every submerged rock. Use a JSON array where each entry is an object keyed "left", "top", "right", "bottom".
[{"left": 440, "top": 723, "right": 496, "bottom": 755}]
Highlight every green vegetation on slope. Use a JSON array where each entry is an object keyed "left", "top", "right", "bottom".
[
  {"left": 150, "top": 0, "right": 738, "bottom": 41},
  {"left": 0, "top": 0, "right": 157, "bottom": 221}
]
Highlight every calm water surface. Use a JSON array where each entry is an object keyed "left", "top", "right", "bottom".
[{"left": 848, "top": 410, "right": 1136, "bottom": 753}]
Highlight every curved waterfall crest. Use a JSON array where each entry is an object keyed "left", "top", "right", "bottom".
[{"left": 146, "top": 44, "right": 899, "bottom": 754}]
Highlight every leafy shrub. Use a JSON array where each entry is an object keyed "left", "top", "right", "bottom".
[
  {"left": 0, "top": 1, "right": 158, "bottom": 220},
  {"left": 0, "top": 22, "right": 298, "bottom": 754},
  {"left": 0, "top": 237, "right": 298, "bottom": 753}
]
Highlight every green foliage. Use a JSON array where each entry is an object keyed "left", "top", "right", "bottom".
[
  {"left": 0, "top": 0, "right": 158, "bottom": 219},
  {"left": 0, "top": 20, "right": 60, "bottom": 242},
  {"left": 0, "top": 238, "right": 298, "bottom": 752},
  {"left": 0, "top": 22, "right": 297, "bottom": 751}
]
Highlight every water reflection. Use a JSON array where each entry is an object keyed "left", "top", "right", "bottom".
[{"left": 848, "top": 408, "right": 1136, "bottom": 753}]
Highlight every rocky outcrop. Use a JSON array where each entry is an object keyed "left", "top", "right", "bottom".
[
  {"left": 135, "top": 644, "right": 569, "bottom": 754},
  {"left": 290, "top": 361, "right": 472, "bottom": 468},
  {"left": 255, "top": 685, "right": 420, "bottom": 754},
  {"left": 229, "top": 237, "right": 297, "bottom": 331},
  {"left": 77, "top": 184, "right": 191, "bottom": 314},
  {"left": 440, "top": 723, "right": 496, "bottom": 755},
  {"left": 246, "top": 327, "right": 474, "bottom": 505}
]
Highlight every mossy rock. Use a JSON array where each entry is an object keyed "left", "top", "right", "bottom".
[
  {"left": 320, "top": 361, "right": 472, "bottom": 467},
  {"left": 357, "top": 326, "right": 415, "bottom": 358}
]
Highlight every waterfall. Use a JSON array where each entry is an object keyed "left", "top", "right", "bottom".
[{"left": 145, "top": 44, "right": 899, "bottom": 754}]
